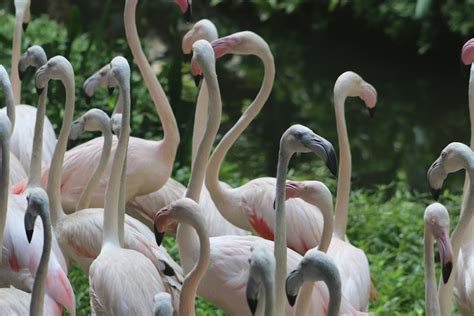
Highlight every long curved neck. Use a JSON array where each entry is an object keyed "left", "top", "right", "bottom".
[
  {"left": 438, "top": 157, "right": 474, "bottom": 316},
  {"left": 48, "top": 76, "right": 75, "bottom": 226},
  {"left": 461, "top": 64, "right": 474, "bottom": 211},
  {"left": 123, "top": 0, "right": 179, "bottom": 150},
  {"left": 30, "top": 209, "right": 52, "bottom": 316},
  {"left": 0, "top": 132, "right": 10, "bottom": 258},
  {"left": 274, "top": 149, "right": 291, "bottom": 316},
  {"left": 11, "top": 7, "right": 23, "bottom": 104},
  {"left": 191, "top": 81, "right": 209, "bottom": 166},
  {"left": 205, "top": 50, "right": 275, "bottom": 214},
  {"left": 1, "top": 75, "right": 16, "bottom": 129},
  {"left": 294, "top": 283, "right": 314, "bottom": 316},
  {"left": 28, "top": 88, "right": 48, "bottom": 187},
  {"left": 102, "top": 80, "right": 130, "bottom": 250},
  {"left": 118, "top": 156, "right": 127, "bottom": 247},
  {"left": 76, "top": 130, "right": 113, "bottom": 211},
  {"left": 325, "top": 275, "right": 342, "bottom": 316},
  {"left": 317, "top": 197, "right": 334, "bottom": 253},
  {"left": 424, "top": 227, "right": 441, "bottom": 316},
  {"left": 186, "top": 62, "right": 221, "bottom": 202},
  {"left": 178, "top": 216, "right": 210, "bottom": 316},
  {"left": 334, "top": 95, "right": 351, "bottom": 239}
]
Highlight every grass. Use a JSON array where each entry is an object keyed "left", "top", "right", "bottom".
[{"left": 67, "top": 175, "right": 462, "bottom": 315}]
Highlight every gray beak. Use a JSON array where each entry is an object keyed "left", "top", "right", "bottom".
[
  {"left": 24, "top": 211, "right": 36, "bottom": 243},
  {"left": 300, "top": 133, "right": 338, "bottom": 177}
]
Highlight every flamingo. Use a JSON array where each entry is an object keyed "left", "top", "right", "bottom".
[
  {"left": 129, "top": 19, "right": 247, "bottom": 237},
  {"left": 246, "top": 241, "right": 275, "bottom": 316},
  {"left": 0, "top": 65, "right": 27, "bottom": 186},
  {"left": 8, "top": 1, "right": 56, "bottom": 176},
  {"left": 88, "top": 56, "right": 165, "bottom": 315},
  {"left": 453, "top": 38, "right": 474, "bottom": 316},
  {"left": 32, "top": 56, "right": 182, "bottom": 305},
  {"left": 286, "top": 250, "right": 343, "bottom": 316},
  {"left": 67, "top": 108, "right": 114, "bottom": 212},
  {"left": 0, "top": 105, "right": 74, "bottom": 315},
  {"left": 21, "top": 0, "right": 188, "bottom": 213},
  {"left": 282, "top": 70, "right": 378, "bottom": 312},
  {"left": 423, "top": 203, "right": 454, "bottom": 316},
  {"left": 427, "top": 142, "right": 474, "bottom": 315},
  {"left": 203, "top": 31, "right": 336, "bottom": 253},
  {"left": 155, "top": 40, "right": 346, "bottom": 314}
]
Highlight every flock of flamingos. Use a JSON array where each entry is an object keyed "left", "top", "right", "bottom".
[{"left": 0, "top": 0, "right": 472, "bottom": 315}]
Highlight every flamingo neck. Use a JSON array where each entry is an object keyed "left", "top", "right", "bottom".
[
  {"left": 177, "top": 220, "right": 210, "bottom": 316},
  {"left": 0, "top": 131, "right": 11, "bottom": 258},
  {"left": 274, "top": 149, "right": 291, "bottom": 316},
  {"left": 461, "top": 64, "right": 474, "bottom": 215},
  {"left": 191, "top": 81, "right": 209, "bottom": 166},
  {"left": 325, "top": 272, "right": 342, "bottom": 316},
  {"left": 76, "top": 131, "right": 113, "bottom": 211},
  {"left": 30, "top": 207, "right": 52, "bottom": 316},
  {"left": 424, "top": 226, "right": 441, "bottom": 316},
  {"left": 48, "top": 77, "right": 75, "bottom": 226},
  {"left": 294, "top": 283, "right": 314, "bottom": 316},
  {"left": 0, "top": 73, "right": 16, "bottom": 129},
  {"left": 262, "top": 273, "right": 275, "bottom": 316},
  {"left": 438, "top": 157, "right": 474, "bottom": 316},
  {"left": 11, "top": 8, "right": 23, "bottom": 104},
  {"left": 205, "top": 50, "right": 275, "bottom": 222},
  {"left": 317, "top": 197, "right": 334, "bottom": 253},
  {"left": 118, "top": 156, "right": 127, "bottom": 247},
  {"left": 123, "top": 0, "right": 179, "bottom": 152},
  {"left": 102, "top": 79, "right": 130, "bottom": 250},
  {"left": 334, "top": 96, "right": 351, "bottom": 239},
  {"left": 28, "top": 89, "right": 48, "bottom": 187},
  {"left": 185, "top": 59, "right": 222, "bottom": 202}
]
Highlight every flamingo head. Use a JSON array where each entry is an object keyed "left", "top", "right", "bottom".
[
  {"left": 182, "top": 19, "right": 218, "bottom": 55},
  {"left": 211, "top": 31, "right": 268, "bottom": 59},
  {"left": 175, "top": 0, "right": 192, "bottom": 22},
  {"left": 69, "top": 108, "right": 111, "bottom": 141},
  {"left": 82, "top": 63, "right": 112, "bottom": 104},
  {"left": 281, "top": 124, "right": 338, "bottom": 177},
  {"left": 35, "top": 56, "right": 74, "bottom": 95},
  {"left": 154, "top": 198, "right": 206, "bottom": 246},
  {"left": 24, "top": 188, "right": 50, "bottom": 243},
  {"left": 18, "top": 45, "right": 47, "bottom": 81},
  {"left": 334, "top": 71, "right": 377, "bottom": 118},
  {"left": 285, "top": 180, "right": 332, "bottom": 205},
  {"left": 424, "top": 203, "right": 454, "bottom": 283},
  {"left": 427, "top": 142, "right": 469, "bottom": 200},
  {"left": 190, "top": 39, "right": 216, "bottom": 87},
  {"left": 461, "top": 38, "right": 474, "bottom": 65}
]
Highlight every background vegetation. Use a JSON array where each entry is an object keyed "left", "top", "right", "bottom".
[{"left": 0, "top": 0, "right": 472, "bottom": 314}]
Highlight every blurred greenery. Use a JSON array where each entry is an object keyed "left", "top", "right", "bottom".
[{"left": 0, "top": 0, "right": 472, "bottom": 314}]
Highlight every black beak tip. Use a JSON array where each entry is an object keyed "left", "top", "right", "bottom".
[
  {"left": 35, "top": 86, "right": 44, "bottom": 96},
  {"left": 246, "top": 297, "right": 258, "bottom": 314},
  {"left": 154, "top": 226, "right": 165, "bottom": 246},
  {"left": 85, "top": 94, "right": 92, "bottom": 105},
  {"left": 287, "top": 293, "right": 297, "bottom": 307},
  {"left": 367, "top": 107, "right": 376, "bottom": 118},
  {"left": 273, "top": 198, "right": 276, "bottom": 210},
  {"left": 18, "top": 69, "right": 25, "bottom": 81},
  {"left": 108, "top": 87, "right": 115, "bottom": 96},
  {"left": 326, "top": 150, "right": 338, "bottom": 177},
  {"left": 183, "top": 53, "right": 192, "bottom": 63},
  {"left": 193, "top": 75, "right": 203, "bottom": 87},
  {"left": 431, "top": 188, "right": 441, "bottom": 201},
  {"left": 442, "top": 261, "right": 453, "bottom": 284},
  {"left": 22, "top": 22, "right": 29, "bottom": 32},
  {"left": 26, "top": 229, "right": 33, "bottom": 243}
]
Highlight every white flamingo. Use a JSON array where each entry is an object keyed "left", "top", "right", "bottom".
[
  {"left": 427, "top": 142, "right": 474, "bottom": 316},
  {"left": 88, "top": 56, "right": 166, "bottom": 315}
]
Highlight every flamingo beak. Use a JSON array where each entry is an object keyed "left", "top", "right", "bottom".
[
  {"left": 175, "top": 0, "right": 192, "bottom": 22},
  {"left": 436, "top": 227, "right": 454, "bottom": 283},
  {"left": 154, "top": 207, "right": 171, "bottom": 246},
  {"left": 427, "top": 158, "right": 446, "bottom": 201},
  {"left": 24, "top": 211, "right": 35, "bottom": 243},
  {"left": 246, "top": 297, "right": 258, "bottom": 315},
  {"left": 285, "top": 269, "right": 301, "bottom": 307},
  {"left": 285, "top": 182, "right": 300, "bottom": 200},
  {"left": 22, "top": 22, "right": 29, "bottom": 32},
  {"left": 367, "top": 106, "right": 376, "bottom": 118},
  {"left": 300, "top": 133, "right": 338, "bottom": 177},
  {"left": 108, "top": 86, "right": 115, "bottom": 96}
]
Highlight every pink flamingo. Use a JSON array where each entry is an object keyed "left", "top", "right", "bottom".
[
  {"left": 155, "top": 40, "right": 349, "bottom": 315},
  {"left": 423, "top": 203, "right": 454, "bottom": 315},
  {"left": 18, "top": 0, "right": 189, "bottom": 212},
  {"left": 202, "top": 31, "right": 340, "bottom": 253},
  {"left": 8, "top": 1, "right": 56, "bottom": 176},
  {"left": 0, "top": 84, "right": 75, "bottom": 315},
  {"left": 89, "top": 56, "right": 167, "bottom": 315},
  {"left": 428, "top": 142, "right": 474, "bottom": 316},
  {"left": 129, "top": 19, "right": 247, "bottom": 237},
  {"left": 32, "top": 56, "right": 182, "bottom": 307}
]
